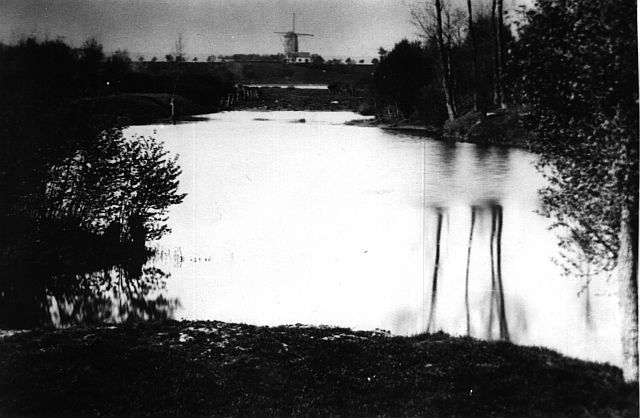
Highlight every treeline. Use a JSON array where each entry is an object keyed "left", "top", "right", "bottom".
[
  {"left": 0, "top": 37, "right": 236, "bottom": 113},
  {"left": 217, "top": 53, "right": 286, "bottom": 62},
  {"left": 370, "top": 0, "right": 511, "bottom": 125},
  {"left": 0, "top": 37, "right": 187, "bottom": 327}
]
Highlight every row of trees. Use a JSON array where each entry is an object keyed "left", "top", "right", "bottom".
[
  {"left": 411, "top": 0, "right": 510, "bottom": 119},
  {"left": 371, "top": 0, "right": 512, "bottom": 124},
  {"left": 0, "top": 36, "right": 237, "bottom": 112},
  {"left": 0, "top": 37, "right": 130, "bottom": 99}
]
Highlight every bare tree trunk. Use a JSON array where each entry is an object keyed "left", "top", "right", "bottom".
[
  {"left": 466, "top": 0, "right": 479, "bottom": 112},
  {"left": 435, "top": 0, "right": 457, "bottom": 121},
  {"left": 465, "top": 206, "right": 476, "bottom": 336},
  {"left": 427, "top": 210, "right": 444, "bottom": 332},
  {"left": 495, "top": 0, "right": 507, "bottom": 109},
  {"left": 445, "top": 12, "right": 455, "bottom": 98},
  {"left": 491, "top": 0, "right": 501, "bottom": 106},
  {"left": 446, "top": 36, "right": 454, "bottom": 100},
  {"left": 618, "top": 204, "right": 638, "bottom": 382}
]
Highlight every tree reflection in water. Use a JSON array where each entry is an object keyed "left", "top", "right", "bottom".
[
  {"left": 424, "top": 202, "right": 518, "bottom": 342},
  {"left": 0, "top": 265, "right": 179, "bottom": 329},
  {"left": 464, "top": 206, "right": 477, "bottom": 336},
  {"left": 426, "top": 208, "right": 445, "bottom": 333},
  {"left": 488, "top": 204, "right": 510, "bottom": 342}
]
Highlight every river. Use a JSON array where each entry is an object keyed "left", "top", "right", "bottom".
[{"left": 128, "top": 110, "right": 621, "bottom": 367}]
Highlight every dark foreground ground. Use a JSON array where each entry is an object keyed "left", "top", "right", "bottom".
[{"left": 0, "top": 320, "right": 637, "bottom": 417}]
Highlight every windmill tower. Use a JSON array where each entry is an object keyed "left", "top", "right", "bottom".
[{"left": 274, "top": 13, "right": 314, "bottom": 63}]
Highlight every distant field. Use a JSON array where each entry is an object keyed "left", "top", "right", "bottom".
[
  {"left": 237, "top": 62, "right": 374, "bottom": 85},
  {"left": 139, "top": 61, "right": 375, "bottom": 86}
]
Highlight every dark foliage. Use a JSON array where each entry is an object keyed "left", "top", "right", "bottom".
[
  {"left": 120, "top": 63, "right": 235, "bottom": 109},
  {"left": 218, "top": 53, "right": 286, "bottom": 62},
  {"left": 452, "top": 13, "right": 510, "bottom": 111},
  {"left": 372, "top": 39, "right": 443, "bottom": 123},
  {"left": 0, "top": 38, "right": 80, "bottom": 102},
  {"left": 0, "top": 37, "right": 234, "bottom": 111},
  {"left": 508, "top": 0, "right": 638, "bottom": 275}
]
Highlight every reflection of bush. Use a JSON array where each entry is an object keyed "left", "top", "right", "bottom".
[
  {"left": 50, "top": 267, "right": 180, "bottom": 327},
  {"left": 0, "top": 265, "right": 180, "bottom": 328}
]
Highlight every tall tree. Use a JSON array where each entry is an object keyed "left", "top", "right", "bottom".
[
  {"left": 495, "top": 0, "right": 507, "bottom": 109},
  {"left": 466, "top": 0, "right": 480, "bottom": 112},
  {"left": 435, "top": 0, "right": 457, "bottom": 120},
  {"left": 510, "top": 0, "right": 638, "bottom": 382},
  {"left": 491, "top": 0, "right": 507, "bottom": 108}
]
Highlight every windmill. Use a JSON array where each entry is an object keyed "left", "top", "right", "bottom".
[{"left": 274, "top": 13, "right": 314, "bottom": 63}]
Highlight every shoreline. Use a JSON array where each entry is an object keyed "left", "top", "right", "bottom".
[{"left": 98, "top": 91, "right": 534, "bottom": 151}]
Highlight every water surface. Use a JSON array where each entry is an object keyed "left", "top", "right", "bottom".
[{"left": 130, "top": 111, "right": 621, "bottom": 366}]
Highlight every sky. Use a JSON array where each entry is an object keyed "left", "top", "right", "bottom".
[{"left": 0, "top": 0, "right": 532, "bottom": 60}]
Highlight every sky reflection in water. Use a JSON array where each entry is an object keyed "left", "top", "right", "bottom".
[{"left": 128, "top": 111, "right": 621, "bottom": 367}]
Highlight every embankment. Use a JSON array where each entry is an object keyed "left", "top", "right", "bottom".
[
  {"left": 443, "top": 109, "right": 535, "bottom": 148},
  {"left": 86, "top": 90, "right": 535, "bottom": 151},
  {"left": 232, "top": 87, "right": 365, "bottom": 112},
  {"left": 348, "top": 108, "right": 535, "bottom": 148},
  {"left": 73, "top": 93, "right": 209, "bottom": 125}
]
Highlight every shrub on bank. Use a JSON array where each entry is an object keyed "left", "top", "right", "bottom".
[{"left": 443, "top": 108, "right": 535, "bottom": 148}]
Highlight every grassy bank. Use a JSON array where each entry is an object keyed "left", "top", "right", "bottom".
[
  {"left": 0, "top": 320, "right": 636, "bottom": 417},
  {"left": 78, "top": 88, "right": 368, "bottom": 125},
  {"left": 74, "top": 93, "right": 209, "bottom": 125},
  {"left": 345, "top": 108, "right": 535, "bottom": 148}
]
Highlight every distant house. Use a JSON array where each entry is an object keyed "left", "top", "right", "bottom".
[{"left": 289, "top": 52, "right": 311, "bottom": 64}]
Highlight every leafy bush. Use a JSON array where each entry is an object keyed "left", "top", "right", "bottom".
[{"left": 509, "top": 0, "right": 638, "bottom": 274}]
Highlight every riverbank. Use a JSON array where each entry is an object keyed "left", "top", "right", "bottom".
[
  {"left": 348, "top": 108, "right": 534, "bottom": 148},
  {"left": 73, "top": 93, "right": 213, "bottom": 126},
  {"left": 443, "top": 108, "right": 535, "bottom": 148},
  {"left": 87, "top": 92, "right": 534, "bottom": 151},
  {"left": 345, "top": 117, "right": 442, "bottom": 136},
  {"left": 0, "top": 320, "right": 636, "bottom": 417},
  {"left": 78, "top": 89, "right": 367, "bottom": 125},
  {"left": 232, "top": 87, "right": 366, "bottom": 112}
]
